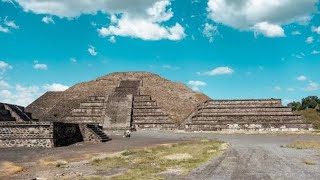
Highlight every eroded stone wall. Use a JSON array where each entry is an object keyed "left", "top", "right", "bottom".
[{"left": 0, "top": 121, "right": 53, "bottom": 148}]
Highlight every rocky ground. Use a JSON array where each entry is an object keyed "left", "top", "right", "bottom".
[{"left": 0, "top": 131, "right": 319, "bottom": 180}]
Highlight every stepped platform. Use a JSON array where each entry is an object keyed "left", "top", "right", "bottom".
[
  {"left": 185, "top": 99, "right": 312, "bottom": 131},
  {"left": 132, "top": 95, "right": 176, "bottom": 130}
]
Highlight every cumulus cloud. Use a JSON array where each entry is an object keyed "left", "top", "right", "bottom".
[
  {"left": 188, "top": 80, "right": 206, "bottom": 91},
  {"left": 305, "top": 36, "right": 314, "bottom": 44},
  {"left": 0, "top": 61, "right": 12, "bottom": 74},
  {"left": 109, "top": 36, "right": 116, "bottom": 43},
  {"left": 311, "top": 26, "right": 320, "bottom": 34},
  {"left": 251, "top": 22, "right": 285, "bottom": 37},
  {"left": 4, "top": 17, "right": 19, "bottom": 29},
  {"left": 207, "top": 0, "right": 318, "bottom": 37},
  {"left": 311, "top": 50, "right": 319, "bottom": 55},
  {"left": 12, "top": 0, "right": 184, "bottom": 41},
  {"left": 202, "top": 23, "right": 219, "bottom": 42},
  {"left": 33, "top": 63, "right": 48, "bottom": 70},
  {"left": 0, "top": 82, "right": 69, "bottom": 106},
  {"left": 304, "top": 81, "right": 319, "bottom": 91},
  {"left": 0, "top": 80, "right": 11, "bottom": 89},
  {"left": 88, "top": 45, "right": 97, "bottom": 56},
  {"left": 297, "top": 75, "right": 307, "bottom": 81},
  {"left": 291, "top": 31, "right": 301, "bottom": 35},
  {"left": 203, "top": 66, "right": 234, "bottom": 76},
  {"left": 42, "top": 16, "right": 55, "bottom": 24},
  {"left": 42, "top": 83, "right": 69, "bottom": 91},
  {"left": 0, "top": 25, "right": 9, "bottom": 33}
]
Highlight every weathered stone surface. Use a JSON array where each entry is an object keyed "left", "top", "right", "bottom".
[{"left": 185, "top": 99, "right": 313, "bottom": 131}]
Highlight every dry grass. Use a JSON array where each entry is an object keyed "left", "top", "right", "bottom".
[
  {"left": 303, "top": 160, "right": 316, "bottom": 165},
  {"left": 38, "top": 159, "right": 68, "bottom": 168},
  {"left": 285, "top": 141, "right": 320, "bottom": 150},
  {"left": 90, "top": 140, "right": 226, "bottom": 180},
  {"left": 0, "top": 161, "right": 24, "bottom": 177},
  {"left": 295, "top": 109, "right": 320, "bottom": 129}
]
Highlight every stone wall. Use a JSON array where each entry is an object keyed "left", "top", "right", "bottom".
[
  {"left": 53, "top": 122, "right": 83, "bottom": 147},
  {"left": 0, "top": 121, "right": 53, "bottom": 148},
  {"left": 79, "top": 124, "right": 101, "bottom": 142}
]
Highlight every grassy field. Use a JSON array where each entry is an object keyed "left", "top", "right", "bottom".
[
  {"left": 285, "top": 141, "right": 320, "bottom": 150},
  {"left": 84, "top": 140, "right": 226, "bottom": 180},
  {"left": 295, "top": 109, "right": 320, "bottom": 129}
]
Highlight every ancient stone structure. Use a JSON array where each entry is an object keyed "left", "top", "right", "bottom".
[
  {"left": 0, "top": 72, "right": 314, "bottom": 148},
  {"left": 27, "top": 72, "right": 208, "bottom": 130},
  {"left": 0, "top": 103, "right": 54, "bottom": 148},
  {"left": 185, "top": 99, "right": 313, "bottom": 131}
]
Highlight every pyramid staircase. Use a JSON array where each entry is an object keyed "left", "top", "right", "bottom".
[
  {"left": 185, "top": 99, "right": 312, "bottom": 131},
  {"left": 87, "top": 124, "right": 111, "bottom": 142},
  {"left": 0, "top": 103, "right": 34, "bottom": 122},
  {"left": 132, "top": 95, "right": 176, "bottom": 129},
  {"left": 66, "top": 96, "right": 106, "bottom": 124}
]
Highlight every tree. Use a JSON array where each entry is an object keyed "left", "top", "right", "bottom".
[
  {"left": 288, "top": 101, "right": 302, "bottom": 111},
  {"left": 301, "top": 96, "right": 319, "bottom": 109}
]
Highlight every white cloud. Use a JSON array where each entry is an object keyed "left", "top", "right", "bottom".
[
  {"left": 305, "top": 36, "right": 314, "bottom": 44},
  {"left": 188, "top": 80, "right": 206, "bottom": 86},
  {"left": 292, "top": 53, "right": 305, "bottom": 59},
  {"left": 109, "top": 36, "right": 116, "bottom": 43},
  {"left": 12, "top": 0, "right": 184, "bottom": 41},
  {"left": 304, "top": 81, "right": 319, "bottom": 91},
  {"left": 0, "top": 61, "right": 12, "bottom": 74},
  {"left": 88, "top": 45, "right": 97, "bottom": 56},
  {"left": 162, "top": 65, "right": 180, "bottom": 70},
  {"left": 0, "top": 82, "right": 69, "bottom": 106},
  {"left": 311, "top": 50, "right": 319, "bottom": 55},
  {"left": 203, "top": 23, "right": 219, "bottom": 42},
  {"left": 291, "top": 31, "right": 301, "bottom": 35},
  {"left": 0, "top": 25, "right": 10, "bottom": 33},
  {"left": 97, "top": 1, "right": 185, "bottom": 41},
  {"left": 203, "top": 66, "right": 234, "bottom": 76},
  {"left": 42, "top": 83, "right": 69, "bottom": 91},
  {"left": 297, "top": 75, "right": 307, "bottom": 81},
  {"left": 273, "top": 86, "right": 282, "bottom": 91},
  {"left": 4, "top": 17, "right": 19, "bottom": 29},
  {"left": 311, "top": 26, "right": 320, "bottom": 34},
  {"left": 251, "top": 22, "right": 285, "bottom": 37},
  {"left": 207, "top": 0, "right": 318, "bottom": 37},
  {"left": 0, "top": 80, "right": 11, "bottom": 89},
  {"left": 42, "top": 16, "right": 55, "bottom": 24},
  {"left": 33, "top": 63, "right": 48, "bottom": 70},
  {"left": 188, "top": 80, "right": 206, "bottom": 92}
]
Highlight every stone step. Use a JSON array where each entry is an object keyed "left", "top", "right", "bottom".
[
  {"left": 205, "top": 99, "right": 281, "bottom": 106},
  {"left": 187, "top": 123, "right": 312, "bottom": 131},
  {"left": 133, "top": 123, "right": 176, "bottom": 130},
  {"left": 0, "top": 109, "right": 11, "bottom": 115},
  {"left": 80, "top": 102, "right": 105, "bottom": 107},
  {"left": 203, "top": 104, "right": 282, "bottom": 108},
  {"left": 133, "top": 101, "right": 157, "bottom": 107},
  {"left": 133, "top": 119, "right": 173, "bottom": 124},
  {"left": 133, "top": 95, "right": 151, "bottom": 101},
  {"left": 65, "top": 116, "right": 102, "bottom": 122},
  {"left": 133, "top": 112, "right": 165, "bottom": 116},
  {"left": 87, "top": 124, "right": 111, "bottom": 142},
  {"left": 196, "top": 112, "right": 294, "bottom": 116},
  {"left": 132, "top": 115, "right": 168, "bottom": 120},
  {"left": 72, "top": 108, "right": 105, "bottom": 115},
  {"left": 192, "top": 115, "right": 302, "bottom": 121},
  {"left": 0, "top": 117, "right": 16, "bottom": 121},
  {"left": 189, "top": 119, "right": 304, "bottom": 124},
  {"left": 198, "top": 107, "right": 292, "bottom": 112},
  {"left": 89, "top": 96, "right": 105, "bottom": 101},
  {"left": 133, "top": 108, "right": 163, "bottom": 113}
]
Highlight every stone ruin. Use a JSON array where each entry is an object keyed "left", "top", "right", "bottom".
[{"left": 0, "top": 72, "right": 313, "bottom": 148}]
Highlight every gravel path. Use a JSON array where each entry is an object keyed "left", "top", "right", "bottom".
[{"left": 0, "top": 131, "right": 319, "bottom": 180}]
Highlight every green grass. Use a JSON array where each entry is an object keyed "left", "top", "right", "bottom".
[
  {"left": 90, "top": 140, "right": 226, "bottom": 180},
  {"left": 295, "top": 109, "right": 320, "bottom": 129},
  {"left": 285, "top": 141, "right": 320, "bottom": 150}
]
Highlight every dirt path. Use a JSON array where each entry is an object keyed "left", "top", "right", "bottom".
[{"left": 187, "top": 133, "right": 320, "bottom": 180}]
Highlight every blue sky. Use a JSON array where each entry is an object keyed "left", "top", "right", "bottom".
[{"left": 0, "top": 0, "right": 319, "bottom": 106}]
